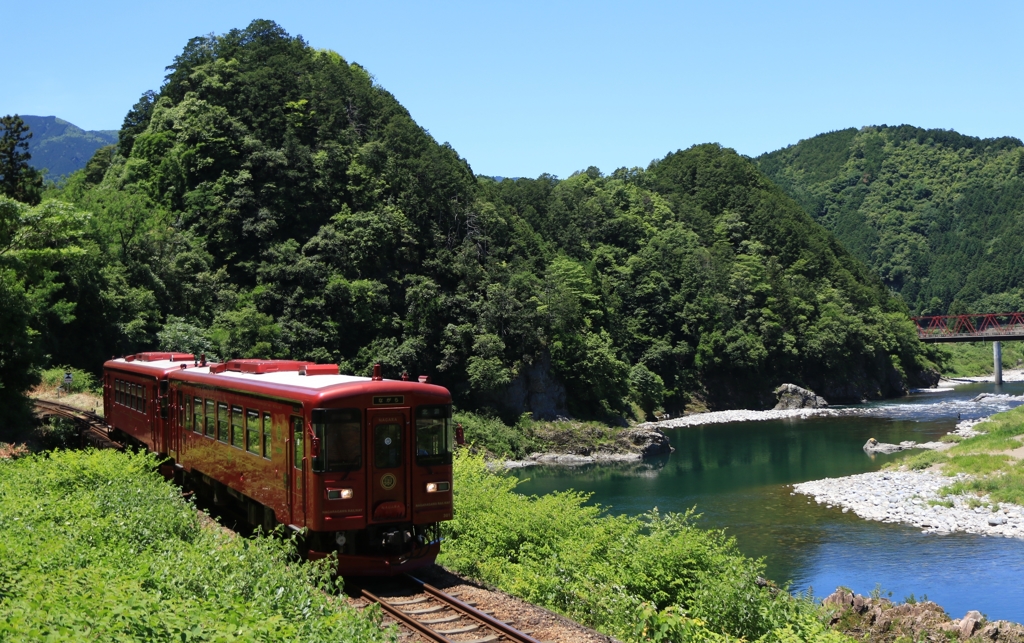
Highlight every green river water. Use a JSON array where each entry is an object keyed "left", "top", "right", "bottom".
[{"left": 512, "top": 381, "right": 1024, "bottom": 622}]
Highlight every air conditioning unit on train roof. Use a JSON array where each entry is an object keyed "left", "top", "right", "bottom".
[
  {"left": 131, "top": 352, "right": 195, "bottom": 362},
  {"left": 221, "top": 359, "right": 316, "bottom": 374}
]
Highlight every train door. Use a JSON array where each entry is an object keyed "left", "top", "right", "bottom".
[
  {"left": 288, "top": 415, "right": 306, "bottom": 526},
  {"left": 367, "top": 408, "right": 410, "bottom": 522}
]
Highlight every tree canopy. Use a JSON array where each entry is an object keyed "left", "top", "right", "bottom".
[
  {"left": 31, "top": 21, "right": 934, "bottom": 420},
  {"left": 757, "top": 125, "right": 1024, "bottom": 316}
]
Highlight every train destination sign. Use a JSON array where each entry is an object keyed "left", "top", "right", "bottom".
[{"left": 373, "top": 395, "right": 404, "bottom": 405}]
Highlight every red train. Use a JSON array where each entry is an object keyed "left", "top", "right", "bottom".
[{"left": 102, "top": 352, "right": 454, "bottom": 575}]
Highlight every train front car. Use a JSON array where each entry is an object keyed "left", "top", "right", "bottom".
[
  {"left": 307, "top": 364, "right": 454, "bottom": 575},
  {"left": 167, "top": 359, "right": 453, "bottom": 577}
]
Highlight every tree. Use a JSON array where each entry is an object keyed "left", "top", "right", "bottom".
[{"left": 0, "top": 115, "right": 42, "bottom": 205}]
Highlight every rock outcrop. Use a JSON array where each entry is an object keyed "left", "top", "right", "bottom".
[
  {"left": 822, "top": 587, "right": 1024, "bottom": 643},
  {"left": 615, "top": 427, "right": 673, "bottom": 458},
  {"left": 496, "top": 352, "right": 569, "bottom": 420},
  {"left": 773, "top": 383, "right": 828, "bottom": 410}
]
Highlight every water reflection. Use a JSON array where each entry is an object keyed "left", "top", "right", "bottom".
[{"left": 511, "top": 382, "right": 1024, "bottom": 622}]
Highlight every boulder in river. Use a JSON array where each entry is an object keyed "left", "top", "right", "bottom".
[{"left": 773, "top": 383, "right": 828, "bottom": 410}]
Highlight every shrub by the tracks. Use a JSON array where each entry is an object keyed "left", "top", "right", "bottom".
[
  {"left": 0, "top": 449, "right": 390, "bottom": 642},
  {"left": 439, "top": 452, "right": 849, "bottom": 643}
]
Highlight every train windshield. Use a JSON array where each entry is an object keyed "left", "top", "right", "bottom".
[
  {"left": 415, "top": 404, "right": 453, "bottom": 466},
  {"left": 311, "top": 408, "right": 362, "bottom": 472}
]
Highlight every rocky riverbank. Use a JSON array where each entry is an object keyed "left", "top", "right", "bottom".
[
  {"left": 823, "top": 587, "right": 1024, "bottom": 643},
  {"left": 638, "top": 406, "right": 851, "bottom": 431},
  {"left": 794, "top": 416, "right": 1024, "bottom": 539},
  {"left": 503, "top": 426, "right": 673, "bottom": 468}
]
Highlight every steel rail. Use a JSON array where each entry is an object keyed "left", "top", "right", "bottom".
[
  {"left": 362, "top": 588, "right": 453, "bottom": 643},
  {"left": 406, "top": 574, "right": 544, "bottom": 643}
]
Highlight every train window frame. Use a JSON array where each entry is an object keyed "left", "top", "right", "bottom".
[
  {"left": 141, "top": 385, "right": 147, "bottom": 414},
  {"left": 205, "top": 399, "right": 216, "bottom": 437},
  {"left": 246, "top": 409, "right": 260, "bottom": 454},
  {"left": 115, "top": 380, "right": 121, "bottom": 405},
  {"left": 414, "top": 404, "right": 454, "bottom": 466},
  {"left": 194, "top": 397, "right": 203, "bottom": 434},
  {"left": 262, "top": 412, "right": 272, "bottom": 459},
  {"left": 177, "top": 392, "right": 184, "bottom": 428},
  {"left": 311, "top": 408, "right": 362, "bottom": 473},
  {"left": 374, "top": 422, "right": 403, "bottom": 470},
  {"left": 292, "top": 416, "right": 304, "bottom": 471},
  {"left": 230, "top": 405, "right": 244, "bottom": 449},
  {"left": 217, "top": 402, "right": 229, "bottom": 443}
]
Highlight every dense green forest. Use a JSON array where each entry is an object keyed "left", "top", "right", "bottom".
[
  {"left": 0, "top": 20, "right": 936, "bottom": 426},
  {"left": 19, "top": 116, "right": 118, "bottom": 179},
  {"left": 757, "top": 125, "right": 1024, "bottom": 316}
]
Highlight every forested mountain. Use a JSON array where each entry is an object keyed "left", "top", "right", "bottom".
[
  {"left": 19, "top": 116, "right": 117, "bottom": 179},
  {"left": 757, "top": 126, "right": 1024, "bottom": 316},
  {"left": 2, "top": 20, "right": 935, "bottom": 423}
]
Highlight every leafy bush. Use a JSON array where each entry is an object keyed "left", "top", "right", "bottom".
[
  {"left": 440, "top": 452, "right": 849, "bottom": 643},
  {"left": 0, "top": 449, "right": 390, "bottom": 642},
  {"left": 37, "top": 365, "right": 98, "bottom": 394},
  {"left": 454, "top": 411, "right": 543, "bottom": 459}
]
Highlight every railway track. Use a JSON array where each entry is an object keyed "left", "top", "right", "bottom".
[
  {"left": 362, "top": 574, "right": 546, "bottom": 643},
  {"left": 32, "top": 399, "right": 123, "bottom": 450}
]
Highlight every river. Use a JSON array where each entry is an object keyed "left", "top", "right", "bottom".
[{"left": 511, "top": 381, "right": 1024, "bottom": 622}]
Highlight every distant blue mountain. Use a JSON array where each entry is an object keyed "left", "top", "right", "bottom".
[{"left": 19, "top": 115, "right": 118, "bottom": 180}]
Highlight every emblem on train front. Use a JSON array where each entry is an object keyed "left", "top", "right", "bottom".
[{"left": 380, "top": 473, "right": 397, "bottom": 490}]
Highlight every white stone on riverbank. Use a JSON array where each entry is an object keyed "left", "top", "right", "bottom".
[
  {"left": 502, "top": 452, "right": 643, "bottom": 469},
  {"left": 793, "top": 470, "right": 1024, "bottom": 539},
  {"left": 638, "top": 407, "right": 848, "bottom": 430}
]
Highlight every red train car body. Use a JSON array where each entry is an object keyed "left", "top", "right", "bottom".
[{"left": 103, "top": 352, "right": 454, "bottom": 576}]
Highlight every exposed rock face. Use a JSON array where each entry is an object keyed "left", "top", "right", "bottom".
[
  {"left": 497, "top": 352, "right": 569, "bottom": 420},
  {"left": 615, "top": 427, "right": 673, "bottom": 458},
  {"left": 822, "top": 588, "right": 1024, "bottom": 643},
  {"left": 773, "top": 383, "right": 828, "bottom": 410}
]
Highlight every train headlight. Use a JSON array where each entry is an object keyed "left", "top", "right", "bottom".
[
  {"left": 327, "top": 488, "right": 354, "bottom": 500},
  {"left": 425, "top": 481, "right": 450, "bottom": 493}
]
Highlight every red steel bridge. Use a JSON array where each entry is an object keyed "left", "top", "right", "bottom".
[{"left": 912, "top": 313, "right": 1024, "bottom": 343}]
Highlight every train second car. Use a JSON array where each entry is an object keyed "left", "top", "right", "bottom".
[{"left": 103, "top": 353, "right": 454, "bottom": 575}]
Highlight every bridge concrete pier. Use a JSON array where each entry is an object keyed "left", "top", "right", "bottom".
[{"left": 995, "top": 341, "right": 1003, "bottom": 385}]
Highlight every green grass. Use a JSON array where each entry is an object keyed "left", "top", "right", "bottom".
[
  {"left": 440, "top": 452, "right": 850, "bottom": 643},
  {"left": 892, "top": 406, "right": 1024, "bottom": 506},
  {"left": 0, "top": 449, "right": 390, "bottom": 642}
]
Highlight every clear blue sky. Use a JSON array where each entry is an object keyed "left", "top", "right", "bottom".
[{"left": 6, "top": 0, "right": 1022, "bottom": 178}]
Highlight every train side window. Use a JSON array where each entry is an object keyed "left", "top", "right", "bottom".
[
  {"left": 217, "top": 402, "right": 229, "bottom": 443},
  {"left": 115, "top": 380, "right": 120, "bottom": 405},
  {"left": 246, "top": 409, "right": 260, "bottom": 454},
  {"left": 142, "top": 386, "right": 147, "bottom": 414},
  {"left": 177, "top": 392, "right": 184, "bottom": 427},
  {"left": 311, "top": 408, "right": 361, "bottom": 472},
  {"left": 262, "top": 412, "right": 272, "bottom": 459},
  {"left": 132, "top": 383, "right": 139, "bottom": 411},
  {"left": 193, "top": 397, "right": 203, "bottom": 433},
  {"left": 205, "top": 399, "right": 216, "bottom": 437},
  {"left": 292, "top": 416, "right": 303, "bottom": 470},
  {"left": 374, "top": 423, "right": 403, "bottom": 469},
  {"left": 415, "top": 404, "right": 453, "bottom": 466},
  {"left": 230, "top": 406, "right": 243, "bottom": 448}
]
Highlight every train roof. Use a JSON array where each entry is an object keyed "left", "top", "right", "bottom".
[{"left": 104, "top": 354, "right": 451, "bottom": 405}]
